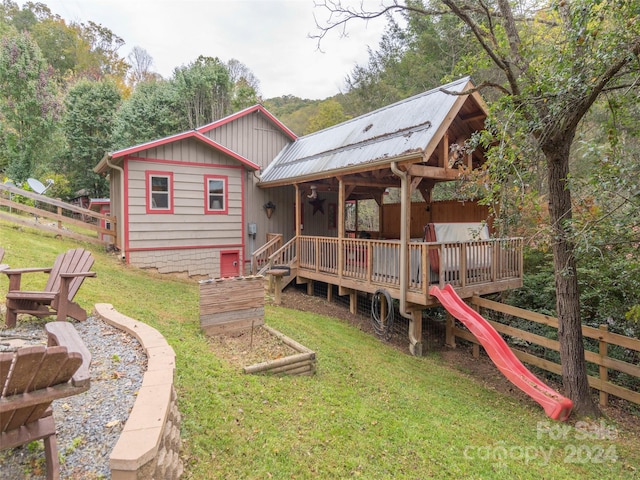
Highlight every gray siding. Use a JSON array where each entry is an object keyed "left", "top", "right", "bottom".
[
  {"left": 203, "top": 111, "right": 292, "bottom": 169},
  {"left": 132, "top": 138, "right": 241, "bottom": 166},
  {"left": 123, "top": 137, "right": 245, "bottom": 276},
  {"left": 126, "top": 161, "right": 243, "bottom": 249}
]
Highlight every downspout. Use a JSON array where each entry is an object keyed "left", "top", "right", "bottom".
[
  {"left": 390, "top": 161, "right": 411, "bottom": 319},
  {"left": 106, "top": 156, "right": 126, "bottom": 260}
]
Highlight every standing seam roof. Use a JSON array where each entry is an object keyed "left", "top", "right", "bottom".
[{"left": 259, "top": 76, "right": 471, "bottom": 184}]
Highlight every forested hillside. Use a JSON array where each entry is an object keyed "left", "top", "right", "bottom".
[{"left": 1, "top": 1, "right": 639, "bottom": 416}]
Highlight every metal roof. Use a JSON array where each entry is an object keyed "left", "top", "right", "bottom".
[{"left": 259, "top": 76, "right": 473, "bottom": 185}]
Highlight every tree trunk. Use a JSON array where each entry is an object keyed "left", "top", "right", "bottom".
[{"left": 544, "top": 137, "right": 600, "bottom": 418}]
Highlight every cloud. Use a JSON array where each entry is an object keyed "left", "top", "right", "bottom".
[{"left": 34, "top": 0, "right": 388, "bottom": 99}]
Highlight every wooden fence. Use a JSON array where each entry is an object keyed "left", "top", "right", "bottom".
[
  {"left": 0, "top": 183, "right": 115, "bottom": 247},
  {"left": 446, "top": 296, "right": 640, "bottom": 407}
]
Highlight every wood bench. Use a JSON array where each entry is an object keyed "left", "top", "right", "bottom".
[{"left": 45, "top": 321, "right": 92, "bottom": 387}]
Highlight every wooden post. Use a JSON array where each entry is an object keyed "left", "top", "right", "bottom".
[
  {"left": 57, "top": 205, "right": 62, "bottom": 230},
  {"left": 380, "top": 294, "right": 387, "bottom": 330},
  {"left": 445, "top": 311, "right": 456, "bottom": 348},
  {"left": 460, "top": 242, "right": 467, "bottom": 287},
  {"left": 471, "top": 300, "right": 480, "bottom": 358},
  {"left": 266, "top": 269, "right": 288, "bottom": 305},
  {"left": 338, "top": 178, "right": 344, "bottom": 281},
  {"left": 274, "top": 275, "right": 283, "bottom": 305},
  {"left": 599, "top": 324, "right": 609, "bottom": 407},
  {"left": 409, "top": 310, "right": 423, "bottom": 356},
  {"left": 349, "top": 290, "right": 356, "bottom": 314},
  {"left": 295, "top": 184, "right": 301, "bottom": 237}
]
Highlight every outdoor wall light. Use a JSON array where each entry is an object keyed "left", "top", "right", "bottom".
[{"left": 263, "top": 201, "right": 276, "bottom": 219}]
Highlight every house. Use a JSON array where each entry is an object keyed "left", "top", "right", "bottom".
[
  {"left": 88, "top": 198, "right": 112, "bottom": 243},
  {"left": 94, "top": 105, "right": 297, "bottom": 277},
  {"left": 255, "top": 76, "right": 523, "bottom": 354},
  {"left": 95, "top": 77, "right": 523, "bottom": 354}
]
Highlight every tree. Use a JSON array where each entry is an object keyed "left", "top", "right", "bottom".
[
  {"left": 31, "top": 16, "right": 87, "bottom": 81},
  {"left": 315, "top": 0, "right": 640, "bottom": 417},
  {"left": 306, "top": 98, "right": 349, "bottom": 133},
  {"left": 76, "top": 20, "right": 128, "bottom": 80},
  {"left": 172, "top": 55, "right": 232, "bottom": 128},
  {"left": 0, "top": 31, "right": 61, "bottom": 181},
  {"left": 111, "top": 79, "right": 184, "bottom": 149},
  {"left": 62, "top": 78, "right": 121, "bottom": 196},
  {"left": 344, "top": 7, "right": 472, "bottom": 115},
  {"left": 227, "top": 58, "right": 261, "bottom": 109},
  {"left": 127, "top": 46, "right": 159, "bottom": 86}
]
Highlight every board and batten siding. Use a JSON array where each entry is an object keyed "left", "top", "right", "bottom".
[
  {"left": 123, "top": 138, "right": 245, "bottom": 277},
  {"left": 202, "top": 110, "right": 292, "bottom": 169},
  {"left": 201, "top": 109, "right": 300, "bottom": 267}
]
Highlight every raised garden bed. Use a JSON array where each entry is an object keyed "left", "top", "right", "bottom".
[
  {"left": 243, "top": 326, "right": 316, "bottom": 376},
  {"left": 207, "top": 325, "right": 316, "bottom": 376}
]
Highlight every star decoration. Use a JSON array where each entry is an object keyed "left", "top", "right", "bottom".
[{"left": 309, "top": 197, "right": 325, "bottom": 215}]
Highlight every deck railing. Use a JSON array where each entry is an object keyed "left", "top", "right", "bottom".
[
  {"left": 251, "top": 233, "right": 283, "bottom": 274},
  {"left": 297, "top": 236, "right": 523, "bottom": 295},
  {"left": 256, "top": 236, "right": 297, "bottom": 276}
]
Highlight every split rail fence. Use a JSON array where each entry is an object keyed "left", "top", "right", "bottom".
[
  {"left": 446, "top": 296, "right": 640, "bottom": 408},
  {"left": 0, "top": 183, "right": 116, "bottom": 247}
]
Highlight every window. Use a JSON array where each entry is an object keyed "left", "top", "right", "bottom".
[
  {"left": 205, "top": 175, "right": 228, "bottom": 214},
  {"left": 146, "top": 171, "right": 173, "bottom": 214}
]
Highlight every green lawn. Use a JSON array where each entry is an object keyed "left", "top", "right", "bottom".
[{"left": 1, "top": 220, "right": 638, "bottom": 479}]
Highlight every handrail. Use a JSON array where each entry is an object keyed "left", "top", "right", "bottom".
[
  {"left": 257, "top": 237, "right": 297, "bottom": 276},
  {"left": 251, "top": 233, "right": 283, "bottom": 274}
]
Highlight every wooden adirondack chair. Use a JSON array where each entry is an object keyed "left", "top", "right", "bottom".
[
  {"left": 0, "top": 322, "right": 91, "bottom": 480},
  {"left": 3, "top": 248, "right": 96, "bottom": 328}
]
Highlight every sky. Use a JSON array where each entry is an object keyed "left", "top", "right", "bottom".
[{"left": 29, "top": 0, "right": 392, "bottom": 100}]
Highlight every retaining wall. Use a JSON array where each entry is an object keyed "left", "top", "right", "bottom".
[{"left": 94, "top": 303, "right": 183, "bottom": 480}]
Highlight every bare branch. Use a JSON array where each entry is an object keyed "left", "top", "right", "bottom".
[{"left": 311, "top": 0, "right": 448, "bottom": 51}]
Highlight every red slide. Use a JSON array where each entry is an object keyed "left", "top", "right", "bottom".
[{"left": 430, "top": 284, "right": 573, "bottom": 421}]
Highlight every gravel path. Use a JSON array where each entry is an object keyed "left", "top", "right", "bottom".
[{"left": 0, "top": 317, "right": 146, "bottom": 480}]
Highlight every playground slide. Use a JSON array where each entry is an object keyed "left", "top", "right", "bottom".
[{"left": 429, "top": 284, "right": 573, "bottom": 421}]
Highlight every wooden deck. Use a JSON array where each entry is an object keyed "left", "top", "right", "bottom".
[{"left": 256, "top": 234, "right": 523, "bottom": 356}]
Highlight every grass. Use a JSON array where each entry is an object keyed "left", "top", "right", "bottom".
[{"left": 1, "top": 220, "right": 639, "bottom": 479}]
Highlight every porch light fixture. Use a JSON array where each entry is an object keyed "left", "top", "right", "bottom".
[{"left": 263, "top": 201, "right": 276, "bottom": 219}]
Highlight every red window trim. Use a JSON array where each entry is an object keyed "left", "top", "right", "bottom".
[
  {"left": 145, "top": 170, "right": 174, "bottom": 214},
  {"left": 204, "top": 174, "right": 229, "bottom": 215}
]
